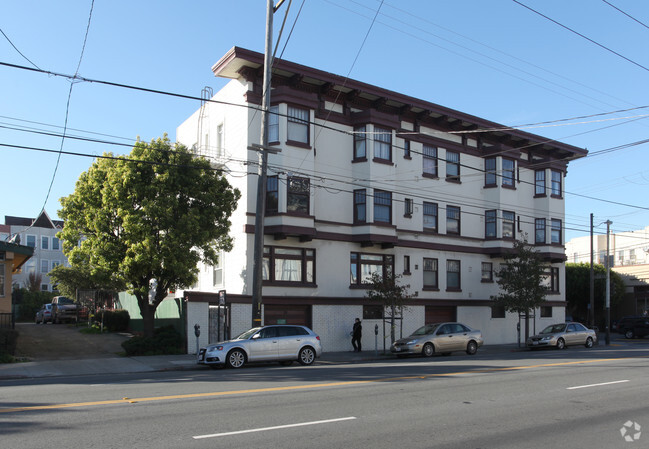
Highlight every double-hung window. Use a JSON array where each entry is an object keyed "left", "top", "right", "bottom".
[
  {"left": 502, "top": 159, "right": 515, "bottom": 187},
  {"left": 481, "top": 262, "right": 493, "bottom": 282},
  {"left": 485, "top": 210, "right": 497, "bottom": 238},
  {"left": 551, "top": 219, "right": 562, "bottom": 244},
  {"left": 404, "top": 139, "right": 411, "bottom": 158},
  {"left": 374, "top": 190, "right": 392, "bottom": 224},
  {"left": 535, "top": 170, "right": 546, "bottom": 196},
  {"left": 423, "top": 258, "right": 438, "bottom": 289},
  {"left": 268, "top": 105, "right": 279, "bottom": 142},
  {"left": 447, "top": 260, "right": 461, "bottom": 290},
  {"left": 287, "top": 106, "right": 309, "bottom": 144},
  {"left": 404, "top": 198, "right": 413, "bottom": 217},
  {"left": 354, "top": 190, "right": 366, "bottom": 223},
  {"left": 502, "top": 211, "right": 515, "bottom": 239},
  {"left": 41, "top": 260, "right": 49, "bottom": 274},
  {"left": 287, "top": 176, "right": 310, "bottom": 214},
  {"left": 41, "top": 236, "right": 49, "bottom": 250},
  {"left": 26, "top": 235, "right": 36, "bottom": 248},
  {"left": 423, "top": 202, "right": 438, "bottom": 232},
  {"left": 350, "top": 253, "right": 394, "bottom": 286},
  {"left": 535, "top": 218, "right": 546, "bottom": 244},
  {"left": 485, "top": 157, "right": 496, "bottom": 186},
  {"left": 266, "top": 176, "right": 279, "bottom": 214},
  {"left": 551, "top": 170, "right": 562, "bottom": 197},
  {"left": 52, "top": 237, "right": 60, "bottom": 251},
  {"left": 263, "top": 246, "right": 315, "bottom": 285},
  {"left": 374, "top": 127, "right": 392, "bottom": 161},
  {"left": 446, "top": 206, "right": 460, "bottom": 235},
  {"left": 446, "top": 151, "right": 460, "bottom": 181},
  {"left": 423, "top": 145, "right": 438, "bottom": 177},
  {"left": 354, "top": 125, "right": 366, "bottom": 160}
]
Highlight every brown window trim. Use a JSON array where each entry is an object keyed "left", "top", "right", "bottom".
[
  {"left": 286, "top": 140, "right": 311, "bottom": 149},
  {"left": 422, "top": 286, "right": 440, "bottom": 292},
  {"left": 263, "top": 280, "right": 317, "bottom": 288},
  {"left": 352, "top": 157, "right": 368, "bottom": 163},
  {"left": 534, "top": 193, "right": 547, "bottom": 198},
  {"left": 445, "top": 178, "right": 461, "bottom": 184},
  {"left": 372, "top": 157, "right": 394, "bottom": 166},
  {"left": 502, "top": 185, "right": 516, "bottom": 191},
  {"left": 422, "top": 173, "right": 439, "bottom": 180},
  {"left": 445, "top": 288, "right": 462, "bottom": 293}
]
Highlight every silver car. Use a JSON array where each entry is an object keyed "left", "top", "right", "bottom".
[
  {"left": 197, "top": 325, "right": 322, "bottom": 369},
  {"left": 527, "top": 322, "right": 597, "bottom": 350},
  {"left": 391, "top": 322, "right": 484, "bottom": 357}
]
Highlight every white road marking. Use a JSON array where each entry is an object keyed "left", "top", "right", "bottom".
[
  {"left": 567, "top": 380, "right": 629, "bottom": 390},
  {"left": 193, "top": 416, "right": 357, "bottom": 439}
]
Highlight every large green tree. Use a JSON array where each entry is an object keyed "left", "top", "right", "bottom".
[
  {"left": 492, "top": 237, "right": 548, "bottom": 340},
  {"left": 565, "top": 262, "right": 625, "bottom": 327},
  {"left": 58, "top": 136, "right": 240, "bottom": 337},
  {"left": 49, "top": 262, "right": 125, "bottom": 299},
  {"left": 365, "top": 271, "right": 417, "bottom": 345}
]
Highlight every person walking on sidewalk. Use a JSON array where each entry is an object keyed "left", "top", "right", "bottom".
[{"left": 351, "top": 318, "right": 362, "bottom": 352}]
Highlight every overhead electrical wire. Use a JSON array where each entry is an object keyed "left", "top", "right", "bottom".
[
  {"left": 513, "top": 0, "right": 649, "bottom": 74},
  {"left": 0, "top": 27, "right": 41, "bottom": 70},
  {"left": 601, "top": 0, "right": 649, "bottom": 30}
]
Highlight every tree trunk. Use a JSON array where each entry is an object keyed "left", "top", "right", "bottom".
[{"left": 141, "top": 305, "right": 156, "bottom": 338}]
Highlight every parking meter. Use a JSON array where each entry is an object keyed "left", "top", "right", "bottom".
[
  {"left": 374, "top": 324, "right": 379, "bottom": 356},
  {"left": 194, "top": 324, "right": 200, "bottom": 355}
]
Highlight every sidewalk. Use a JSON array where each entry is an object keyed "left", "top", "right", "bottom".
[{"left": 0, "top": 343, "right": 523, "bottom": 380}]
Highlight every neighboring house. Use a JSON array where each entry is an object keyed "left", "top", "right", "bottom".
[
  {"left": 565, "top": 226, "right": 649, "bottom": 317},
  {"left": 176, "top": 46, "right": 587, "bottom": 352},
  {"left": 0, "top": 239, "right": 34, "bottom": 327},
  {"left": 4, "top": 211, "right": 68, "bottom": 292}
]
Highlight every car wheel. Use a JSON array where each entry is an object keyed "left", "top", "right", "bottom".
[
  {"left": 466, "top": 340, "right": 478, "bottom": 355},
  {"left": 298, "top": 347, "right": 316, "bottom": 366},
  {"left": 585, "top": 337, "right": 594, "bottom": 348},
  {"left": 625, "top": 330, "right": 634, "bottom": 339},
  {"left": 279, "top": 361, "right": 293, "bottom": 366},
  {"left": 422, "top": 343, "right": 435, "bottom": 357},
  {"left": 556, "top": 338, "right": 566, "bottom": 350},
  {"left": 226, "top": 349, "right": 246, "bottom": 369}
]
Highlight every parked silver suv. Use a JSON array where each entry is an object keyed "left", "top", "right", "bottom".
[{"left": 197, "top": 325, "right": 322, "bottom": 369}]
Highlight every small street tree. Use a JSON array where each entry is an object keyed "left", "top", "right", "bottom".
[
  {"left": 492, "top": 237, "right": 548, "bottom": 341},
  {"left": 365, "top": 271, "right": 417, "bottom": 345},
  {"left": 58, "top": 136, "right": 240, "bottom": 337}
]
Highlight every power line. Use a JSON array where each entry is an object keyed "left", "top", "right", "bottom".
[
  {"left": 0, "top": 27, "right": 41, "bottom": 70},
  {"left": 513, "top": 0, "right": 649, "bottom": 74},
  {"left": 602, "top": 0, "right": 649, "bottom": 30}
]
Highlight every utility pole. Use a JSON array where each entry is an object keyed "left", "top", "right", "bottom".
[
  {"left": 251, "top": 0, "right": 278, "bottom": 327},
  {"left": 589, "top": 213, "right": 594, "bottom": 328},
  {"left": 605, "top": 219, "right": 612, "bottom": 345}
]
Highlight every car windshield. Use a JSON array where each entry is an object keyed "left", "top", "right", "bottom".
[
  {"left": 411, "top": 323, "right": 441, "bottom": 336},
  {"left": 57, "top": 297, "right": 74, "bottom": 304},
  {"left": 236, "top": 327, "right": 262, "bottom": 340},
  {"left": 540, "top": 324, "right": 566, "bottom": 334}
]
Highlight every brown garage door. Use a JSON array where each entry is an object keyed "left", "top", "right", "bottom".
[
  {"left": 264, "top": 304, "right": 312, "bottom": 327},
  {"left": 425, "top": 306, "right": 456, "bottom": 324}
]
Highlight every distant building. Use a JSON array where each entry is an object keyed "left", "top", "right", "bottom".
[
  {"left": 177, "top": 47, "right": 587, "bottom": 351},
  {"left": 3, "top": 211, "right": 68, "bottom": 292},
  {"left": 565, "top": 226, "right": 649, "bottom": 316}
]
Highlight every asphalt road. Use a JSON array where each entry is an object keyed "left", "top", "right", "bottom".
[{"left": 2, "top": 342, "right": 648, "bottom": 449}]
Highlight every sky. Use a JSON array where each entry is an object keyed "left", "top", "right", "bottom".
[{"left": 1, "top": 0, "right": 649, "bottom": 244}]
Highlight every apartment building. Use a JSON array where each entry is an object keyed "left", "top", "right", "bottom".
[
  {"left": 177, "top": 47, "right": 587, "bottom": 352},
  {"left": 4, "top": 211, "right": 67, "bottom": 292}
]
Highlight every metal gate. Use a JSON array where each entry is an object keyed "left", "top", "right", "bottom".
[{"left": 208, "top": 305, "right": 230, "bottom": 343}]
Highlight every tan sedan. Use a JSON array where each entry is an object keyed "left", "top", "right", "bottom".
[
  {"left": 527, "top": 322, "right": 597, "bottom": 349},
  {"left": 390, "top": 322, "right": 484, "bottom": 357}
]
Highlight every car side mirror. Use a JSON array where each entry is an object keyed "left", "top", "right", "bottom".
[{"left": 252, "top": 333, "right": 261, "bottom": 339}]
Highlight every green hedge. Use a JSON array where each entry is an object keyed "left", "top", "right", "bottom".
[
  {"left": 15, "top": 290, "right": 55, "bottom": 321},
  {"left": 93, "top": 310, "right": 130, "bottom": 332},
  {"left": 121, "top": 325, "right": 183, "bottom": 356}
]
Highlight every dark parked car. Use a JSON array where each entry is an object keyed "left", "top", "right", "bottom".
[{"left": 619, "top": 317, "right": 649, "bottom": 339}]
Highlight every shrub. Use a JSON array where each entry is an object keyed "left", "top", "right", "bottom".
[
  {"left": 93, "top": 309, "right": 130, "bottom": 332},
  {"left": 14, "top": 289, "right": 55, "bottom": 322},
  {"left": 0, "top": 329, "right": 19, "bottom": 356},
  {"left": 121, "top": 325, "right": 183, "bottom": 356}
]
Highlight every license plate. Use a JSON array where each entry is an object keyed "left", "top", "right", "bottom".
[
  {"left": 394, "top": 347, "right": 401, "bottom": 352},
  {"left": 532, "top": 341, "right": 538, "bottom": 346}
]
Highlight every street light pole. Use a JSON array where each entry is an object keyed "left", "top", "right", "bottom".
[
  {"left": 250, "top": 0, "right": 274, "bottom": 328},
  {"left": 605, "top": 219, "right": 612, "bottom": 345}
]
